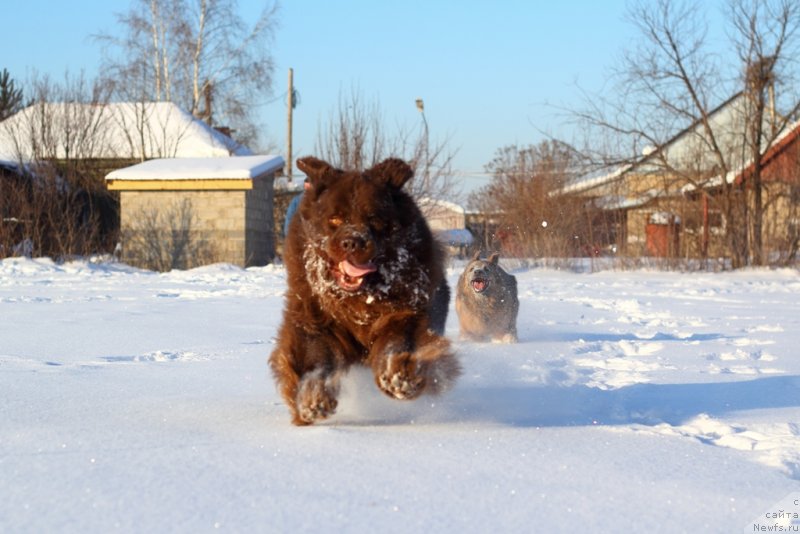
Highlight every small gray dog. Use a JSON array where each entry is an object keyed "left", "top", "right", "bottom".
[{"left": 455, "top": 251, "right": 519, "bottom": 343}]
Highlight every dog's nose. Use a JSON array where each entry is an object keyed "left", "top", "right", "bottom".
[{"left": 341, "top": 235, "right": 366, "bottom": 253}]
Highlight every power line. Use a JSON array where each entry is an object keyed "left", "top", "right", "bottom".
[{"left": 252, "top": 90, "right": 289, "bottom": 108}]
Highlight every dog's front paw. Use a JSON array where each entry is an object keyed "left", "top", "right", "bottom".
[
  {"left": 372, "top": 336, "right": 461, "bottom": 401},
  {"left": 294, "top": 371, "right": 339, "bottom": 425},
  {"left": 493, "top": 332, "right": 518, "bottom": 344},
  {"left": 378, "top": 352, "right": 425, "bottom": 400}
]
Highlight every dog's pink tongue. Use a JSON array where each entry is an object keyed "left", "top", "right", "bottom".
[{"left": 340, "top": 260, "right": 377, "bottom": 278}]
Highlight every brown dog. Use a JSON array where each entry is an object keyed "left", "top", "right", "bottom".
[
  {"left": 455, "top": 251, "right": 519, "bottom": 343},
  {"left": 269, "top": 157, "right": 461, "bottom": 425}
]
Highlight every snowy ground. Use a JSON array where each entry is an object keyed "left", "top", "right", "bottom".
[{"left": 2, "top": 257, "right": 799, "bottom": 532}]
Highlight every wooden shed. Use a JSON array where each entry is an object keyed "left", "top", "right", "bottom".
[{"left": 106, "top": 155, "right": 284, "bottom": 270}]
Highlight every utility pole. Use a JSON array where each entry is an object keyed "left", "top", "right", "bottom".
[
  {"left": 415, "top": 98, "right": 429, "bottom": 192},
  {"left": 286, "top": 68, "right": 294, "bottom": 180}
]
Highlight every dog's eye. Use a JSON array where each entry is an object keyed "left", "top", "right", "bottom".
[
  {"left": 369, "top": 216, "right": 386, "bottom": 232},
  {"left": 328, "top": 215, "right": 344, "bottom": 228}
]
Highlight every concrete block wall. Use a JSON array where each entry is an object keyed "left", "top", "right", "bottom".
[{"left": 119, "top": 176, "right": 275, "bottom": 269}]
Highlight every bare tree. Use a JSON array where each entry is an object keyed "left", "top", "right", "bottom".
[
  {"left": 0, "top": 161, "right": 103, "bottom": 260},
  {"left": 315, "top": 88, "right": 386, "bottom": 172},
  {"left": 0, "top": 71, "right": 116, "bottom": 259},
  {"left": 730, "top": 0, "right": 800, "bottom": 264},
  {"left": 313, "top": 87, "right": 459, "bottom": 206},
  {"left": 573, "top": 0, "right": 800, "bottom": 268},
  {"left": 96, "top": 0, "right": 279, "bottom": 149},
  {"left": 468, "top": 141, "right": 589, "bottom": 259}
]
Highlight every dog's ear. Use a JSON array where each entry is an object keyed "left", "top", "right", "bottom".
[
  {"left": 296, "top": 156, "right": 329, "bottom": 179},
  {"left": 296, "top": 156, "right": 342, "bottom": 196},
  {"left": 471, "top": 250, "right": 482, "bottom": 261},
  {"left": 488, "top": 252, "right": 500, "bottom": 265},
  {"left": 367, "top": 158, "right": 414, "bottom": 189}
]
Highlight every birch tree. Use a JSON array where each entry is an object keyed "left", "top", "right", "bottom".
[{"left": 96, "top": 0, "right": 279, "bottom": 149}]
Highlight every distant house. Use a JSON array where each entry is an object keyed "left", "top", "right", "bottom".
[
  {"left": 418, "top": 197, "right": 474, "bottom": 257},
  {"left": 725, "top": 122, "right": 800, "bottom": 261},
  {"left": 555, "top": 93, "right": 800, "bottom": 260},
  {"left": 464, "top": 209, "right": 504, "bottom": 255},
  {"left": 0, "top": 101, "right": 257, "bottom": 259}
]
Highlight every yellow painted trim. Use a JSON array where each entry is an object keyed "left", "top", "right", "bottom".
[{"left": 107, "top": 179, "right": 253, "bottom": 191}]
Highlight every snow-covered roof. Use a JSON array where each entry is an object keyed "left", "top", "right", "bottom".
[
  {"left": 555, "top": 93, "right": 753, "bottom": 197},
  {"left": 418, "top": 197, "right": 466, "bottom": 214},
  {"left": 556, "top": 164, "right": 631, "bottom": 196},
  {"left": 436, "top": 228, "right": 474, "bottom": 246},
  {"left": 649, "top": 211, "right": 681, "bottom": 225},
  {"left": 589, "top": 191, "right": 658, "bottom": 211},
  {"left": 0, "top": 160, "right": 22, "bottom": 174},
  {"left": 273, "top": 176, "right": 306, "bottom": 192},
  {"left": 586, "top": 111, "right": 800, "bottom": 205},
  {"left": 681, "top": 114, "right": 800, "bottom": 194},
  {"left": 0, "top": 102, "right": 252, "bottom": 161},
  {"left": 105, "top": 155, "right": 284, "bottom": 181}
]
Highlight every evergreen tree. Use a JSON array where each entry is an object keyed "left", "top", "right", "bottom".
[{"left": 0, "top": 69, "right": 24, "bottom": 121}]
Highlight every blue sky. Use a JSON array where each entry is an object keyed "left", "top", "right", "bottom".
[{"left": 3, "top": 1, "right": 643, "bottom": 176}]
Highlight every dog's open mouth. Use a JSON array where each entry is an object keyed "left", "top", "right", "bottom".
[
  {"left": 334, "top": 259, "right": 377, "bottom": 291},
  {"left": 470, "top": 277, "right": 489, "bottom": 293}
]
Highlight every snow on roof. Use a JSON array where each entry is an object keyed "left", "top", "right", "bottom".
[
  {"left": 0, "top": 102, "right": 252, "bottom": 161},
  {"left": 680, "top": 115, "right": 800, "bottom": 194},
  {"left": 436, "top": 228, "right": 474, "bottom": 246},
  {"left": 554, "top": 94, "right": 752, "bottom": 197},
  {"left": 417, "top": 197, "right": 466, "bottom": 214},
  {"left": 0, "top": 160, "right": 21, "bottom": 173},
  {"left": 105, "top": 155, "right": 284, "bottom": 181},
  {"left": 273, "top": 176, "right": 306, "bottom": 192},
  {"left": 590, "top": 190, "right": 658, "bottom": 211},
  {"left": 649, "top": 211, "right": 681, "bottom": 225},
  {"left": 555, "top": 164, "right": 631, "bottom": 196}
]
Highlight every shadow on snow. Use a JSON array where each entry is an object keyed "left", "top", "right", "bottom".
[{"left": 445, "top": 375, "right": 800, "bottom": 428}]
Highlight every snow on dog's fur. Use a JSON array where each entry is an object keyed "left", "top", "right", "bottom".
[
  {"left": 269, "top": 157, "right": 460, "bottom": 426},
  {"left": 455, "top": 251, "right": 519, "bottom": 343}
]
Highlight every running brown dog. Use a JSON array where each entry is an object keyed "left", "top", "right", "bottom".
[{"left": 269, "top": 157, "right": 461, "bottom": 425}]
